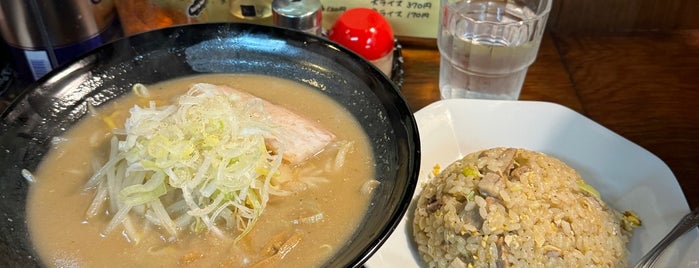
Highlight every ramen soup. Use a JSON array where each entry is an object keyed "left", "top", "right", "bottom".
[{"left": 27, "top": 74, "right": 376, "bottom": 267}]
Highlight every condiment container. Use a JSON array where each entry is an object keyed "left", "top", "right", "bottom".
[
  {"left": 272, "top": 0, "right": 322, "bottom": 35},
  {"left": 230, "top": 0, "right": 273, "bottom": 23},
  {"left": 327, "top": 8, "right": 395, "bottom": 76}
]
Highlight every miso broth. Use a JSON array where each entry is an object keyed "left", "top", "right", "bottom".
[{"left": 27, "top": 74, "right": 375, "bottom": 267}]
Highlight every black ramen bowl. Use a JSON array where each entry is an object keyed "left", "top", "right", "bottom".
[{"left": 0, "top": 23, "right": 419, "bottom": 267}]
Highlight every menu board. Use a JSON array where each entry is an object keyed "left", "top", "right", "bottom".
[{"left": 320, "top": 0, "right": 440, "bottom": 38}]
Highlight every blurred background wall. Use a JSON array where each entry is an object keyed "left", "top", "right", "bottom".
[{"left": 548, "top": 0, "right": 699, "bottom": 33}]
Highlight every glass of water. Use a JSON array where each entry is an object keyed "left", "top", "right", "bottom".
[{"left": 438, "top": 0, "right": 552, "bottom": 100}]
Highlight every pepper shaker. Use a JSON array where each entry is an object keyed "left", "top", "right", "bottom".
[
  {"left": 231, "top": 0, "right": 273, "bottom": 22},
  {"left": 272, "top": 0, "right": 322, "bottom": 35}
]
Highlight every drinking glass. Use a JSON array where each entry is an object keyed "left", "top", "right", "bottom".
[{"left": 438, "top": 0, "right": 552, "bottom": 100}]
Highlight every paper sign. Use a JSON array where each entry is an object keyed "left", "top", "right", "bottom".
[{"left": 320, "top": 0, "right": 440, "bottom": 38}]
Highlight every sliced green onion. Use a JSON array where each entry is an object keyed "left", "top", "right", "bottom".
[{"left": 85, "top": 84, "right": 292, "bottom": 242}]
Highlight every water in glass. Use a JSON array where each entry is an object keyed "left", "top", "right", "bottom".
[{"left": 439, "top": 0, "right": 548, "bottom": 100}]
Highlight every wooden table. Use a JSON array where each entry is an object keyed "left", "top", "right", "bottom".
[{"left": 398, "top": 30, "right": 698, "bottom": 209}]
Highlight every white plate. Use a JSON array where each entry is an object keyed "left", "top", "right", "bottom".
[{"left": 366, "top": 99, "right": 698, "bottom": 267}]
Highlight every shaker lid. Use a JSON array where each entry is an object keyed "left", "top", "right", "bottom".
[
  {"left": 272, "top": 0, "right": 321, "bottom": 31},
  {"left": 327, "top": 8, "right": 395, "bottom": 60}
]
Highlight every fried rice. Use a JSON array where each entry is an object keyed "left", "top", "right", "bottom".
[{"left": 412, "top": 148, "right": 640, "bottom": 268}]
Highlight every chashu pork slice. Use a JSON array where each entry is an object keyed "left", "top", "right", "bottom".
[{"left": 191, "top": 83, "right": 336, "bottom": 164}]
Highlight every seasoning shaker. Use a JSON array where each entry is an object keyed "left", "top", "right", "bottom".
[
  {"left": 327, "top": 8, "right": 395, "bottom": 76},
  {"left": 272, "top": 0, "right": 322, "bottom": 35},
  {"left": 231, "top": 0, "right": 273, "bottom": 23}
]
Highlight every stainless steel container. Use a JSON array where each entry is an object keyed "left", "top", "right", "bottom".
[
  {"left": 272, "top": 0, "right": 321, "bottom": 35},
  {"left": 0, "top": 0, "right": 120, "bottom": 81}
]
